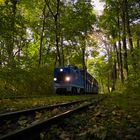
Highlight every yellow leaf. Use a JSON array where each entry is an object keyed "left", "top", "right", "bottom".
[{"left": 112, "top": 111, "right": 116, "bottom": 115}]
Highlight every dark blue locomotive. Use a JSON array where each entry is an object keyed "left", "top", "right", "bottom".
[{"left": 53, "top": 65, "right": 98, "bottom": 94}]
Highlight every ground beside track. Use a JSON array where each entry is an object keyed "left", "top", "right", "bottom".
[
  {"left": 43, "top": 93, "right": 140, "bottom": 140},
  {"left": 0, "top": 95, "right": 97, "bottom": 113},
  {"left": 0, "top": 93, "right": 140, "bottom": 140}
]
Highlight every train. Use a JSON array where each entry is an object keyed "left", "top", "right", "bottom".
[{"left": 53, "top": 65, "right": 98, "bottom": 94}]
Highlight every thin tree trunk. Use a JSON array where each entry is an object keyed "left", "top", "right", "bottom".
[
  {"left": 45, "top": 0, "right": 61, "bottom": 66},
  {"left": 7, "top": 0, "right": 17, "bottom": 67},
  {"left": 111, "top": 61, "right": 116, "bottom": 91},
  {"left": 82, "top": 47, "right": 86, "bottom": 70},
  {"left": 137, "top": 38, "right": 140, "bottom": 48},
  {"left": 55, "top": 16, "right": 61, "bottom": 66},
  {"left": 107, "top": 73, "right": 111, "bottom": 93},
  {"left": 118, "top": 16, "right": 124, "bottom": 83},
  {"left": 39, "top": 4, "right": 46, "bottom": 67},
  {"left": 117, "top": 8, "right": 124, "bottom": 83},
  {"left": 122, "top": 38, "right": 128, "bottom": 79},
  {"left": 0, "top": 48, "right": 2, "bottom": 67},
  {"left": 61, "top": 36, "right": 64, "bottom": 66},
  {"left": 125, "top": 0, "right": 137, "bottom": 71},
  {"left": 112, "top": 43, "right": 117, "bottom": 91},
  {"left": 118, "top": 40, "right": 124, "bottom": 83},
  {"left": 82, "top": 32, "right": 87, "bottom": 70},
  {"left": 122, "top": 0, "right": 128, "bottom": 78},
  {"left": 115, "top": 42, "right": 120, "bottom": 79},
  {"left": 125, "top": 0, "right": 134, "bottom": 53},
  {"left": 55, "top": 0, "right": 61, "bottom": 66}
]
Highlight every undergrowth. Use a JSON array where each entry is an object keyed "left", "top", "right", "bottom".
[{"left": 0, "top": 66, "right": 54, "bottom": 99}]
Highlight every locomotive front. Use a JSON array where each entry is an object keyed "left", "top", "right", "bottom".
[
  {"left": 54, "top": 66, "right": 71, "bottom": 94},
  {"left": 53, "top": 65, "right": 85, "bottom": 94}
]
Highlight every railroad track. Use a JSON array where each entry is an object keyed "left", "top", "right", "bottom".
[
  {"left": 0, "top": 100, "right": 84, "bottom": 120},
  {"left": 0, "top": 96, "right": 106, "bottom": 140},
  {"left": 0, "top": 100, "right": 85, "bottom": 136}
]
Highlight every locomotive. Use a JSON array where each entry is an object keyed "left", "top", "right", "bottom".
[{"left": 53, "top": 65, "right": 98, "bottom": 94}]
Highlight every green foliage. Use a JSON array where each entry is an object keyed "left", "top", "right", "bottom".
[
  {"left": 124, "top": 72, "right": 140, "bottom": 95},
  {"left": 123, "top": 47, "right": 140, "bottom": 94},
  {"left": 0, "top": 0, "right": 98, "bottom": 97},
  {"left": 59, "top": 0, "right": 96, "bottom": 66},
  {"left": 87, "top": 56, "right": 110, "bottom": 93},
  {"left": 1, "top": 0, "right": 139, "bottom": 96},
  {"left": 0, "top": 66, "right": 54, "bottom": 98},
  {"left": 98, "top": 0, "right": 140, "bottom": 93}
]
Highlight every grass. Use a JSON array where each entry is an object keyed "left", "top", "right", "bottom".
[{"left": 87, "top": 92, "right": 140, "bottom": 139}]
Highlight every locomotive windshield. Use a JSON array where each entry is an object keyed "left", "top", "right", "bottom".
[
  {"left": 54, "top": 68, "right": 70, "bottom": 82},
  {"left": 57, "top": 72, "right": 65, "bottom": 81}
]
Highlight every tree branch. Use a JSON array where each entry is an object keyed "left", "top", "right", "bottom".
[{"left": 44, "top": 0, "right": 55, "bottom": 18}]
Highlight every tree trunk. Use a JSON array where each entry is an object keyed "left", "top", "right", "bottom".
[
  {"left": 118, "top": 40, "right": 124, "bottom": 83},
  {"left": 112, "top": 43, "right": 117, "bottom": 91},
  {"left": 45, "top": 0, "right": 61, "bottom": 66},
  {"left": 61, "top": 36, "right": 64, "bottom": 66},
  {"left": 55, "top": 0, "right": 61, "bottom": 66},
  {"left": 39, "top": 4, "right": 46, "bottom": 67},
  {"left": 7, "top": 0, "right": 17, "bottom": 67},
  {"left": 0, "top": 48, "right": 2, "bottom": 67},
  {"left": 137, "top": 37, "right": 140, "bottom": 48},
  {"left": 55, "top": 18, "right": 61, "bottom": 66},
  {"left": 121, "top": 0, "right": 128, "bottom": 79},
  {"left": 125, "top": 0, "right": 134, "bottom": 53},
  {"left": 118, "top": 16, "right": 124, "bottom": 83},
  {"left": 82, "top": 46, "right": 86, "bottom": 70},
  {"left": 122, "top": 37, "right": 128, "bottom": 79},
  {"left": 107, "top": 73, "right": 111, "bottom": 93},
  {"left": 82, "top": 32, "right": 87, "bottom": 70},
  {"left": 125, "top": 0, "right": 137, "bottom": 70}
]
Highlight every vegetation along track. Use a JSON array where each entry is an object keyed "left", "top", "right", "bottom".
[{"left": 0, "top": 96, "right": 106, "bottom": 140}]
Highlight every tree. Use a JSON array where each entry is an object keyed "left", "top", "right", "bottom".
[
  {"left": 44, "top": 0, "right": 62, "bottom": 66},
  {"left": 99, "top": 0, "right": 140, "bottom": 91}
]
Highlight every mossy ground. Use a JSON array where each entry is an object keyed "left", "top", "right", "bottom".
[
  {"left": 43, "top": 93, "right": 140, "bottom": 140},
  {"left": 87, "top": 93, "right": 140, "bottom": 139}
]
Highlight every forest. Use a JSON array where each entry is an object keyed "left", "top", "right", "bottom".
[{"left": 0, "top": 0, "right": 140, "bottom": 98}]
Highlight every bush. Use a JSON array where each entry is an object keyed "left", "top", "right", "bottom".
[
  {"left": 0, "top": 66, "right": 54, "bottom": 99},
  {"left": 124, "top": 70, "right": 140, "bottom": 95}
]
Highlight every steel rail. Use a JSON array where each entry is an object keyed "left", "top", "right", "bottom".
[
  {"left": 0, "top": 96, "right": 105, "bottom": 140},
  {"left": 0, "top": 100, "right": 85, "bottom": 121}
]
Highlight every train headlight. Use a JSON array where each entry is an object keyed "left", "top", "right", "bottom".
[
  {"left": 54, "top": 78, "right": 57, "bottom": 81},
  {"left": 60, "top": 68, "right": 63, "bottom": 72},
  {"left": 65, "top": 76, "right": 70, "bottom": 82}
]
